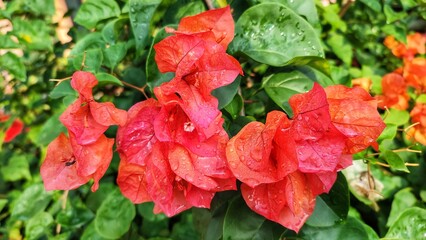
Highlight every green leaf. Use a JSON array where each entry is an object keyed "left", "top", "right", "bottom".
[
  {"left": 75, "top": 0, "right": 121, "bottom": 29},
  {"left": 224, "top": 94, "right": 243, "bottom": 120},
  {"left": 11, "top": 184, "right": 52, "bottom": 221},
  {"left": 262, "top": 70, "right": 314, "bottom": 116},
  {"left": 25, "top": 211, "right": 54, "bottom": 240},
  {"left": 300, "top": 216, "right": 379, "bottom": 240},
  {"left": 285, "top": 56, "right": 331, "bottom": 78},
  {"left": 416, "top": 94, "right": 426, "bottom": 103},
  {"left": 326, "top": 33, "right": 353, "bottom": 65},
  {"left": 146, "top": 26, "right": 176, "bottom": 90},
  {"left": 223, "top": 196, "right": 265, "bottom": 240},
  {"left": 377, "top": 124, "right": 397, "bottom": 142},
  {"left": 1, "top": 155, "right": 31, "bottom": 182},
  {"left": 70, "top": 32, "right": 106, "bottom": 56},
  {"left": 385, "top": 207, "right": 426, "bottom": 239},
  {"left": 230, "top": 3, "right": 323, "bottom": 66},
  {"left": 102, "top": 43, "right": 127, "bottom": 70},
  {"left": 306, "top": 173, "right": 349, "bottom": 227},
  {"left": 82, "top": 221, "right": 110, "bottom": 240},
  {"left": 94, "top": 189, "right": 136, "bottom": 239},
  {"left": 319, "top": 4, "right": 347, "bottom": 32},
  {"left": 95, "top": 73, "right": 123, "bottom": 86},
  {"left": 73, "top": 48, "right": 104, "bottom": 73},
  {"left": 384, "top": 4, "right": 407, "bottom": 24},
  {"left": 358, "top": 0, "right": 381, "bottom": 12},
  {"left": 387, "top": 188, "right": 418, "bottom": 227},
  {"left": 0, "top": 35, "right": 20, "bottom": 48},
  {"left": 384, "top": 108, "right": 410, "bottom": 126},
  {"left": 129, "top": 0, "right": 162, "bottom": 54},
  {"left": 37, "top": 111, "right": 67, "bottom": 146},
  {"left": 163, "top": 0, "right": 206, "bottom": 25},
  {"left": 137, "top": 202, "right": 167, "bottom": 222},
  {"left": 0, "top": 199, "right": 8, "bottom": 213},
  {"left": 381, "top": 150, "right": 409, "bottom": 173},
  {"left": 102, "top": 18, "right": 129, "bottom": 44},
  {"left": 12, "top": 18, "right": 52, "bottom": 51},
  {"left": 382, "top": 24, "right": 407, "bottom": 44},
  {"left": 49, "top": 81, "right": 76, "bottom": 99},
  {"left": 0, "top": 52, "right": 26, "bottom": 81},
  {"left": 26, "top": 0, "right": 55, "bottom": 16},
  {"left": 212, "top": 77, "right": 241, "bottom": 109}
]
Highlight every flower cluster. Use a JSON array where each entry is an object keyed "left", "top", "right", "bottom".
[
  {"left": 41, "top": 71, "right": 127, "bottom": 191},
  {"left": 116, "top": 6, "right": 241, "bottom": 217},
  {"left": 378, "top": 33, "right": 426, "bottom": 145},
  {"left": 226, "top": 83, "right": 385, "bottom": 231}
]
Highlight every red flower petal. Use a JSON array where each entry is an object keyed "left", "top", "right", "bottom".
[
  {"left": 60, "top": 99, "right": 109, "bottom": 145},
  {"left": 40, "top": 133, "right": 90, "bottom": 191},
  {"left": 4, "top": 119, "right": 24, "bottom": 143},
  {"left": 116, "top": 99, "right": 161, "bottom": 166},
  {"left": 154, "top": 34, "right": 205, "bottom": 76},
  {"left": 117, "top": 159, "right": 151, "bottom": 204},
  {"left": 70, "top": 71, "right": 98, "bottom": 100},
  {"left": 325, "top": 85, "right": 386, "bottom": 153},
  {"left": 177, "top": 6, "right": 235, "bottom": 48},
  {"left": 241, "top": 171, "right": 316, "bottom": 233},
  {"left": 89, "top": 101, "right": 127, "bottom": 126}
]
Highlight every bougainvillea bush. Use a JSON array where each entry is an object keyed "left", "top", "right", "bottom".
[{"left": 1, "top": 0, "right": 426, "bottom": 239}]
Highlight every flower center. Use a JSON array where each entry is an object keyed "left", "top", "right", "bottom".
[{"left": 183, "top": 121, "right": 195, "bottom": 132}]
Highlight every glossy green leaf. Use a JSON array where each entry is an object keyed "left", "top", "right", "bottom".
[
  {"left": 82, "top": 221, "right": 110, "bottom": 240},
  {"left": 223, "top": 196, "right": 265, "bottom": 240},
  {"left": 358, "top": 0, "right": 381, "bottom": 12},
  {"left": 94, "top": 189, "right": 136, "bottom": 239},
  {"left": 384, "top": 4, "right": 407, "bottom": 24},
  {"left": 102, "top": 43, "right": 127, "bottom": 70},
  {"left": 224, "top": 94, "right": 243, "bottom": 120},
  {"left": 102, "top": 18, "right": 129, "bottom": 44},
  {"left": 230, "top": 3, "right": 323, "bottom": 66},
  {"left": 25, "top": 211, "right": 54, "bottom": 240},
  {"left": 306, "top": 173, "right": 349, "bottom": 227},
  {"left": 285, "top": 56, "right": 331, "bottom": 78},
  {"left": 11, "top": 184, "right": 52, "bottom": 221},
  {"left": 326, "top": 33, "right": 353, "bottom": 65},
  {"left": 37, "top": 111, "right": 67, "bottom": 146},
  {"left": 385, "top": 207, "right": 426, "bottom": 239},
  {"left": 75, "top": 0, "right": 121, "bottom": 29},
  {"left": 384, "top": 109, "right": 410, "bottom": 126},
  {"left": 95, "top": 73, "right": 123, "bottom": 86},
  {"left": 137, "top": 202, "right": 167, "bottom": 222},
  {"left": 387, "top": 188, "right": 418, "bottom": 227},
  {"left": 49, "top": 81, "right": 76, "bottom": 99},
  {"left": 319, "top": 4, "right": 347, "bottom": 32},
  {"left": 300, "top": 216, "right": 379, "bottom": 240},
  {"left": 12, "top": 18, "right": 52, "bottom": 51},
  {"left": 381, "top": 150, "right": 409, "bottom": 173},
  {"left": 1, "top": 155, "right": 31, "bottom": 182},
  {"left": 146, "top": 26, "right": 176, "bottom": 90},
  {"left": 70, "top": 32, "right": 106, "bottom": 56},
  {"left": 212, "top": 77, "right": 241, "bottom": 109},
  {"left": 129, "top": 0, "right": 162, "bottom": 54},
  {"left": 262, "top": 70, "right": 314, "bottom": 116},
  {"left": 377, "top": 124, "right": 397, "bottom": 142},
  {"left": 0, "top": 52, "right": 26, "bottom": 81},
  {"left": 382, "top": 24, "right": 407, "bottom": 44},
  {"left": 26, "top": 0, "right": 55, "bottom": 16},
  {"left": 57, "top": 198, "right": 94, "bottom": 228},
  {"left": 73, "top": 48, "right": 103, "bottom": 73},
  {"left": 163, "top": 0, "right": 206, "bottom": 25}
]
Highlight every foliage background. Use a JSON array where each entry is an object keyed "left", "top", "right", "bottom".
[{"left": 0, "top": 0, "right": 426, "bottom": 239}]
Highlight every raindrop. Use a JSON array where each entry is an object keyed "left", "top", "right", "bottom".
[
  {"left": 130, "top": 8, "right": 135, "bottom": 13},
  {"left": 311, "top": 46, "right": 316, "bottom": 50},
  {"left": 280, "top": 32, "right": 285, "bottom": 36}
]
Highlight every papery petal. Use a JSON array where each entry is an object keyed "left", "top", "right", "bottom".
[
  {"left": 241, "top": 171, "right": 315, "bottom": 233},
  {"left": 4, "top": 119, "right": 24, "bottom": 142},
  {"left": 154, "top": 34, "right": 205, "bottom": 77},
  {"left": 404, "top": 58, "right": 426, "bottom": 92},
  {"left": 184, "top": 40, "right": 243, "bottom": 97},
  {"left": 145, "top": 143, "right": 190, "bottom": 217},
  {"left": 60, "top": 99, "right": 108, "bottom": 145},
  {"left": 185, "top": 186, "right": 215, "bottom": 209},
  {"left": 177, "top": 6, "right": 234, "bottom": 48},
  {"left": 226, "top": 111, "right": 289, "bottom": 187},
  {"left": 70, "top": 71, "right": 98, "bottom": 100},
  {"left": 116, "top": 99, "right": 161, "bottom": 166},
  {"left": 117, "top": 159, "right": 151, "bottom": 204},
  {"left": 325, "top": 85, "right": 386, "bottom": 153},
  {"left": 40, "top": 133, "right": 90, "bottom": 191},
  {"left": 90, "top": 101, "right": 127, "bottom": 127},
  {"left": 306, "top": 172, "right": 337, "bottom": 195}
]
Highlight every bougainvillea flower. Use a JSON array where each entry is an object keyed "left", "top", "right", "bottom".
[
  {"left": 3, "top": 118, "right": 24, "bottom": 143},
  {"left": 375, "top": 73, "right": 409, "bottom": 110},
  {"left": 403, "top": 57, "right": 426, "bottom": 93},
  {"left": 406, "top": 103, "right": 426, "bottom": 145},
  {"left": 226, "top": 83, "right": 385, "bottom": 232},
  {"left": 325, "top": 85, "right": 386, "bottom": 153},
  {"left": 241, "top": 172, "right": 316, "bottom": 233},
  {"left": 117, "top": 159, "right": 151, "bottom": 204},
  {"left": 384, "top": 33, "right": 426, "bottom": 60},
  {"left": 41, "top": 132, "right": 114, "bottom": 192},
  {"left": 60, "top": 71, "right": 127, "bottom": 145},
  {"left": 175, "top": 6, "right": 235, "bottom": 49},
  {"left": 116, "top": 99, "right": 161, "bottom": 166}
]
